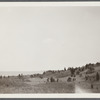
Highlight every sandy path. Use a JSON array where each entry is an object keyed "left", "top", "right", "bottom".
[
  {"left": 75, "top": 76, "right": 92, "bottom": 93},
  {"left": 75, "top": 84, "right": 92, "bottom": 93}
]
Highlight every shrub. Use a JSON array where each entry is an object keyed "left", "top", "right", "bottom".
[{"left": 96, "top": 72, "right": 99, "bottom": 81}]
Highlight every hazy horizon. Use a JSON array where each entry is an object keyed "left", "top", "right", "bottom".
[
  {"left": 0, "top": 71, "right": 44, "bottom": 76},
  {"left": 0, "top": 6, "right": 100, "bottom": 71}
]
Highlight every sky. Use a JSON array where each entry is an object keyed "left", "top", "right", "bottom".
[{"left": 0, "top": 6, "right": 100, "bottom": 71}]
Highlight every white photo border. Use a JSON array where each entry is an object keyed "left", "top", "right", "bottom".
[{"left": 0, "top": 2, "right": 100, "bottom": 98}]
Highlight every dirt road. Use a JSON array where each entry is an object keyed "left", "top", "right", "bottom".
[{"left": 75, "top": 84, "right": 92, "bottom": 93}]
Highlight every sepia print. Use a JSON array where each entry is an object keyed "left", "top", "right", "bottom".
[{"left": 0, "top": 2, "right": 100, "bottom": 95}]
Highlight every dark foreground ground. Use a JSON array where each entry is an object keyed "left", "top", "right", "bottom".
[{"left": 0, "top": 76, "right": 75, "bottom": 93}]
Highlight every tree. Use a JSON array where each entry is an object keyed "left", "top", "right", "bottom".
[
  {"left": 91, "top": 84, "right": 93, "bottom": 89},
  {"left": 90, "top": 67, "right": 94, "bottom": 71},
  {"left": 57, "top": 78, "right": 59, "bottom": 82},
  {"left": 76, "top": 70, "right": 80, "bottom": 75},
  {"left": 81, "top": 67, "right": 84, "bottom": 71},
  {"left": 30, "top": 75, "right": 33, "bottom": 78},
  {"left": 64, "top": 67, "right": 66, "bottom": 71},
  {"left": 74, "top": 74, "right": 76, "bottom": 77},
  {"left": 50, "top": 77, "right": 55, "bottom": 82},
  {"left": 96, "top": 62, "right": 100, "bottom": 66},
  {"left": 70, "top": 67, "right": 75, "bottom": 76},
  {"left": 43, "top": 71, "right": 46, "bottom": 74},
  {"left": 96, "top": 72, "right": 99, "bottom": 81},
  {"left": 85, "top": 76, "right": 88, "bottom": 81},
  {"left": 67, "top": 77, "right": 71, "bottom": 82}
]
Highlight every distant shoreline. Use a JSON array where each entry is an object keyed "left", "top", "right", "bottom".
[{"left": 0, "top": 71, "right": 43, "bottom": 76}]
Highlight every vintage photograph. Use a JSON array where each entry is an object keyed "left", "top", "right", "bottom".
[{"left": 0, "top": 3, "right": 100, "bottom": 94}]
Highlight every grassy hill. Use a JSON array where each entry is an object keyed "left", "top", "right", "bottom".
[
  {"left": 32, "top": 62, "right": 100, "bottom": 81},
  {"left": 0, "top": 62, "right": 100, "bottom": 93},
  {"left": 42, "top": 70, "right": 71, "bottom": 78}
]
